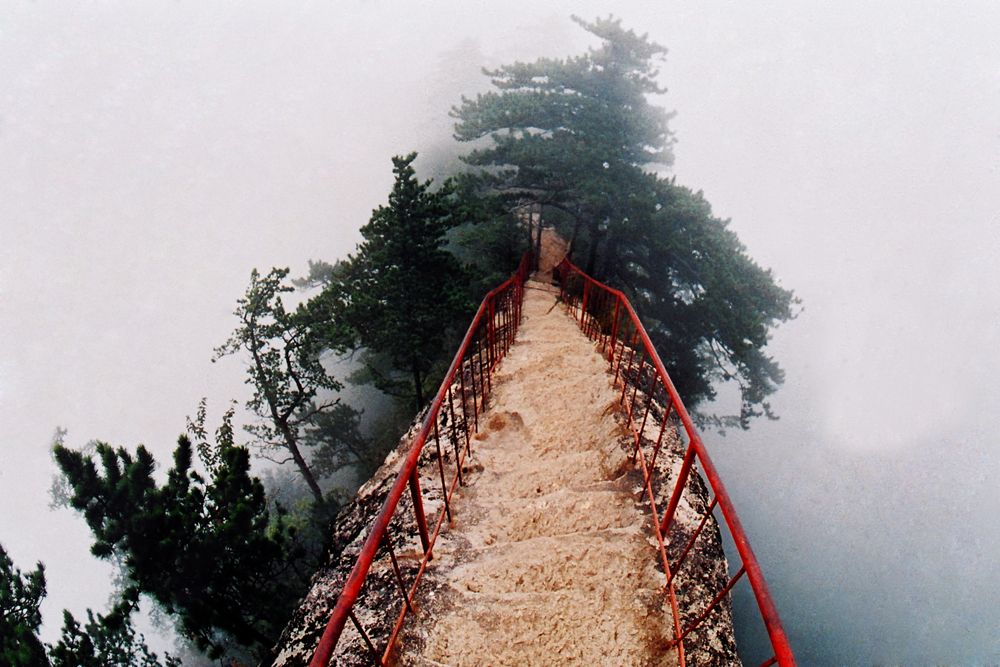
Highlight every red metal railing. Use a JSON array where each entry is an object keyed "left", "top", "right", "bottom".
[
  {"left": 309, "top": 253, "right": 532, "bottom": 667},
  {"left": 556, "top": 257, "right": 795, "bottom": 667}
]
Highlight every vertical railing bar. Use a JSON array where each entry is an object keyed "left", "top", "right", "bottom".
[
  {"left": 407, "top": 470, "right": 430, "bottom": 556},
  {"left": 511, "top": 289, "right": 517, "bottom": 347},
  {"left": 506, "top": 291, "right": 513, "bottom": 351},
  {"left": 630, "top": 429, "right": 687, "bottom": 667},
  {"left": 673, "top": 565, "right": 747, "bottom": 645},
  {"left": 504, "top": 292, "right": 512, "bottom": 352},
  {"left": 600, "top": 290, "right": 612, "bottom": 353},
  {"left": 432, "top": 419, "right": 451, "bottom": 522},
  {"left": 487, "top": 299, "right": 497, "bottom": 370},
  {"left": 611, "top": 317, "right": 625, "bottom": 376},
  {"left": 616, "top": 328, "right": 639, "bottom": 392},
  {"left": 566, "top": 274, "right": 579, "bottom": 320},
  {"left": 668, "top": 496, "right": 720, "bottom": 584},
  {"left": 511, "top": 289, "right": 517, "bottom": 346},
  {"left": 478, "top": 328, "right": 490, "bottom": 401},
  {"left": 510, "top": 289, "right": 516, "bottom": 346},
  {"left": 594, "top": 288, "right": 604, "bottom": 344},
  {"left": 382, "top": 536, "right": 414, "bottom": 615},
  {"left": 498, "top": 292, "right": 506, "bottom": 354},
  {"left": 660, "top": 443, "right": 696, "bottom": 534},
  {"left": 498, "top": 292, "right": 506, "bottom": 356},
  {"left": 626, "top": 354, "right": 646, "bottom": 420},
  {"left": 591, "top": 286, "right": 602, "bottom": 340},
  {"left": 570, "top": 276, "right": 578, "bottom": 319},
  {"left": 468, "top": 338, "right": 480, "bottom": 430},
  {"left": 483, "top": 317, "right": 493, "bottom": 394},
  {"left": 592, "top": 287, "right": 602, "bottom": 346},
  {"left": 637, "top": 369, "right": 659, "bottom": 448},
  {"left": 446, "top": 386, "right": 464, "bottom": 486},
  {"left": 458, "top": 359, "right": 471, "bottom": 456},
  {"left": 348, "top": 610, "right": 381, "bottom": 662},
  {"left": 648, "top": 400, "right": 673, "bottom": 474},
  {"left": 587, "top": 290, "right": 604, "bottom": 340},
  {"left": 608, "top": 296, "right": 621, "bottom": 363}
]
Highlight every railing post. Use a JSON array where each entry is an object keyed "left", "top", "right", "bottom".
[
  {"left": 487, "top": 299, "right": 496, "bottom": 368},
  {"left": 432, "top": 419, "right": 451, "bottom": 522},
  {"left": 503, "top": 293, "right": 512, "bottom": 352},
  {"left": 609, "top": 297, "right": 621, "bottom": 362},
  {"left": 408, "top": 470, "right": 430, "bottom": 557},
  {"left": 447, "top": 387, "right": 464, "bottom": 486},
  {"left": 580, "top": 280, "right": 590, "bottom": 326},
  {"left": 467, "top": 348, "right": 479, "bottom": 430},
  {"left": 660, "top": 442, "right": 696, "bottom": 534}
]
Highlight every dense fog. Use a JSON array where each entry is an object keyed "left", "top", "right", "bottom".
[{"left": 2, "top": 2, "right": 998, "bottom": 663}]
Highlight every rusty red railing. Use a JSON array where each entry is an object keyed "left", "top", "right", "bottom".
[
  {"left": 309, "top": 252, "right": 532, "bottom": 667},
  {"left": 556, "top": 257, "right": 795, "bottom": 667}
]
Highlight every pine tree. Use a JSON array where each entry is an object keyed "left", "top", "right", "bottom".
[
  {"left": 52, "top": 434, "right": 308, "bottom": 661},
  {"left": 313, "top": 152, "right": 469, "bottom": 411},
  {"left": 451, "top": 16, "right": 796, "bottom": 424},
  {"left": 215, "top": 267, "right": 341, "bottom": 503},
  {"left": 453, "top": 16, "right": 674, "bottom": 274},
  {"left": 48, "top": 600, "right": 179, "bottom": 667},
  {"left": 0, "top": 543, "right": 47, "bottom": 667},
  {"left": 2, "top": 541, "right": 178, "bottom": 667}
]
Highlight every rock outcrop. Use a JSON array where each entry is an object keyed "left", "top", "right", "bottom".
[{"left": 270, "top": 284, "right": 740, "bottom": 666}]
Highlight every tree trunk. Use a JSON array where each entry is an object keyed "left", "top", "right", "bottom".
[
  {"left": 253, "top": 338, "right": 325, "bottom": 505},
  {"left": 227, "top": 611, "right": 277, "bottom": 652},
  {"left": 525, "top": 208, "right": 534, "bottom": 257},
  {"left": 601, "top": 234, "right": 618, "bottom": 280},
  {"left": 533, "top": 205, "right": 543, "bottom": 271},
  {"left": 280, "top": 421, "right": 325, "bottom": 505},
  {"left": 412, "top": 360, "right": 424, "bottom": 413},
  {"left": 567, "top": 216, "right": 583, "bottom": 260},
  {"left": 585, "top": 219, "right": 601, "bottom": 276}
]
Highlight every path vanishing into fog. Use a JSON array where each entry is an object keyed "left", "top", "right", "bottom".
[{"left": 401, "top": 283, "right": 676, "bottom": 666}]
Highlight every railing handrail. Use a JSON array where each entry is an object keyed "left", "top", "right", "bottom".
[
  {"left": 556, "top": 257, "right": 795, "bottom": 667},
  {"left": 310, "top": 252, "right": 532, "bottom": 666}
]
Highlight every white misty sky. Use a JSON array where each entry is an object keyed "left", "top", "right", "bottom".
[{"left": 1, "top": 2, "right": 998, "bottom": 663}]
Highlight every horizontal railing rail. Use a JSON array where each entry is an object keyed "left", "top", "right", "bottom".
[
  {"left": 556, "top": 258, "right": 795, "bottom": 667},
  {"left": 309, "top": 252, "right": 532, "bottom": 667}
]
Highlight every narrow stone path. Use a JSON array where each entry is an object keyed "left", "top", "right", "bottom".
[{"left": 401, "top": 283, "right": 675, "bottom": 666}]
